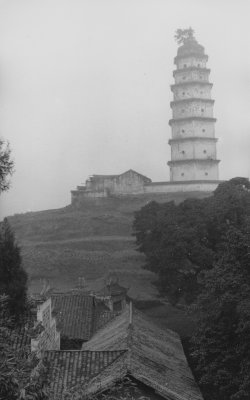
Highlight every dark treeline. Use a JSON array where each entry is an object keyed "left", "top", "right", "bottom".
[{"left": 133, "top": 178, "right": 250, "bottom": 400}]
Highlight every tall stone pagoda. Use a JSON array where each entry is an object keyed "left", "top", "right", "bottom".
[
  {"left": 168, "top": 29, "right": 220, "bottom": 182},
  {"left": 71, "top": 29, "right": 221, "bottom": 206}
]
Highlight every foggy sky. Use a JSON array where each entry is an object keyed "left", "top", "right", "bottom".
[{"left": 0, "top": 0, "right": 250, "bottom": 218}]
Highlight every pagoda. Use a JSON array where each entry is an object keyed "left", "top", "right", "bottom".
[
  {"left": 71, "top": 29, "right": 222, "bottom": 206},
  {"left": 168, "top": 29, "right": 220, "bottom": 182}
]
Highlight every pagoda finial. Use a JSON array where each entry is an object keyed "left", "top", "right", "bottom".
[{"left": 174, "top": 27, "right": 195, "bottom": 45}]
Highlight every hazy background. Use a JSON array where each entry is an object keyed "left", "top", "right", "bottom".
[{"left": 0, "top": 0, "right": 250, "bottom": 218}]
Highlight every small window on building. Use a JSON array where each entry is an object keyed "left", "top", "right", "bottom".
[
  {"left": 183, "top": 76, "right": 186, "bottom": 80},
  {"left": 181, "top": 173, "right": 185, "bottom": 176},
  {"left": 182, "top": 92, "right": 185, "bottom": 95},
  {"left": 184, "top": 64, "right": 187, "bottom": 68},
  {"left": 181, "top": 129, "right": 185, "bottom": 133},
  {"left": 198, "top": 63, "right": 201, "bottom": 67},
  {"left": 205, "top": 172, "right": 208, "bottom": 176},
  {"left": 202, "top": 129, "right": 206, "bottom": 132},
  {"left": 203, "top": 150, "right": 207, "bottom": 154},
  {"left": 201, "top": 108, "right": 204, "bottom": 112},
  {"left": 181, "top": 150, "right": 185, "bottom": 154},
  {"left": 181, "top": 109, "right": 185, "bottom": 113},
  {"left": 200, "top": 75, "right": 203, "bottom": 79},
  {"left": 200, "top": 91, "right": 203, "bottom": 95}
]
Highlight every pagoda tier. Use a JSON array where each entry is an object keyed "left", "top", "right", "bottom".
[{"left": 168, "top": 34, "right": 220, "bottom": 182}]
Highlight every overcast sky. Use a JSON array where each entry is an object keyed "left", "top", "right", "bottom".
[{"left": 0, "top": 0, "right": 250, "bottom": 218}]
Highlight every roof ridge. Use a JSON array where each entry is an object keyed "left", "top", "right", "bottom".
[{"left": 44, "top": 349, "right": 127, "bottom": 354}]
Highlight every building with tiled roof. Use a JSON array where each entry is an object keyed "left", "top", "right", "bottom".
[
  {"left": 44, "top": 305, "right": 203, "bottom": 400},
  {"left": 50, "top": 287, "right": 124, "bottom": 349}
]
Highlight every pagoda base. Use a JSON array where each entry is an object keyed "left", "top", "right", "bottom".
[{"left": 144, "top": 180, "right": 222, "bottom": 194}]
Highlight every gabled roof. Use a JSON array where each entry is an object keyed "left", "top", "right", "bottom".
[
  {"left": 119, "top": 169, "right": 151, "bottom": 182},
  {"left": 51, "top": 292, "right": 94, "bottom": 341},
  {"left": 89, "top": 169, "right": 151, "bottom": 183},
  {"left": 44, "top": 350, "right": 126, "bottom": 396},
  {"left": 82, "top": 306, "right": 203, "bottom": 400}
]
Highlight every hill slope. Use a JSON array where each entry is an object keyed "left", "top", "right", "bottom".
[{"left": 8, "top": 192, "right": 211, "bottom": 300}]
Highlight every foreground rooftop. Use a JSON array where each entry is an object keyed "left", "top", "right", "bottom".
[{"left": 44, "top": 305, "right": 203, "bottom": 400}]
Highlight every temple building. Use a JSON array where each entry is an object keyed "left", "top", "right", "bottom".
[{"left": 71, "top": 31, "right": 221, "bottom": 205}]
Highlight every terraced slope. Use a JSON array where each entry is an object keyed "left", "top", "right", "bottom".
[{"left": 7, "top": 192, "right": 211, "bottom": 300}]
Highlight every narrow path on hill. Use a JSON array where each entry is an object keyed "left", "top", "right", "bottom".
[{"left": 22, "top": 235, "right": 136, "bottom": 246}]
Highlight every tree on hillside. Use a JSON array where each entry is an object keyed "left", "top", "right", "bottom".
[
  {"left": 133, "top": 198, "right": 213, "bottom": 304},
  {"left": 191, "top": 225, "right": 250, "bottom": 400},
  {"left": 133, "top": 178, "right": 250, "bottom": 304},
  {"left": 205, "top": 177, "right": 250, "bottom": 252},
  {"left": 134, "top": 178, "right": 250, "bottom": 400},
  {"left": 0, "top": 138, "right": 14, "bottom": 193},
  {"left": 0, "top": 218, "right": 27, "bottom": 316}
]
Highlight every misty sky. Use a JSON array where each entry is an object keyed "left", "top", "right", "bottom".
[{"left": 0, "top": 0, "right": 250, "bottom": 218}]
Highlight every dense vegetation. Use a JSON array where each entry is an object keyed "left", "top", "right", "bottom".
[
  {"left": 0, "top": 138, "right": 14, "bottom": 193},
  {"left": 133, "top": 178, "right": 250, "bottom": 400},
  {"left": 0, "top": 295, "right": 47, "bottom": 400},
  {"left": 0, "top": 218, "right": 28, "bottom": 316}
]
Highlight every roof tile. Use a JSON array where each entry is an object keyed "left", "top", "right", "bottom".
[{"left": 44, "top": 350, "right": 126, "bottom": 395}]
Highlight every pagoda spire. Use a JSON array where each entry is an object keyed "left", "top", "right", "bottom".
[{"left": 168, "top": 29, "right": 220, "bottom": 182}]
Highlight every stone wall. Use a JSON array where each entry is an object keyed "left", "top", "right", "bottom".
[
  {"left": 145, "top": 180, "right": 220, "bottom": 193},
  {"left": 87, "top": 171, "right": 150, "bottom": 195},
  {"left": 71, "top": 179, "right": 221, "bottom": 206},
  {"left": 31, "top": 298, "right": 60, "bottom": 356}
]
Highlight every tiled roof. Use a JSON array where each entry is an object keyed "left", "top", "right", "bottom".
[
  {"left": 51, "top": 291, "right": 117, "bottom": 341},
  {"left": 51, "top": 292, "right": 94, "bottom": 341},
  {"left": 90, "top": 170, "right": 151, "bottom": 182},
  {"left": 82, "top": 306, "right": 203, "bottom": 400},
  {"left": 44, "top": 350, "right": 126, "bottom": 396}
]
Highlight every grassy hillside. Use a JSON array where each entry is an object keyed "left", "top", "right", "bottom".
[{"left": 8, "top": 192, "right": 211, "bottom": 300}]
